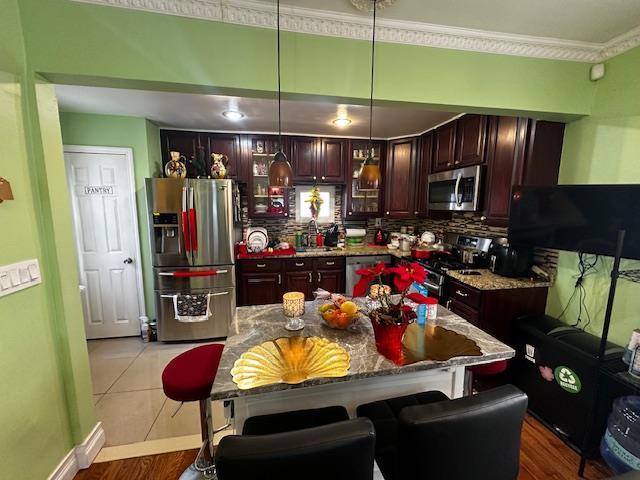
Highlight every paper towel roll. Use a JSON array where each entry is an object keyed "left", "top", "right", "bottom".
[{"left": 345, "top": 228, "right": 367, "bottom": 237}]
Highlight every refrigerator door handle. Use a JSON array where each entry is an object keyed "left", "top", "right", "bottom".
[
  {"left": 189, "top": 186, "right": 198, "bottom": 253},
  {"left": 181, "top": 186, "right": 191, "bottom": 253}
]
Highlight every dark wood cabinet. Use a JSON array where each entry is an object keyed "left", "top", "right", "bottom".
[
  {"left": 206, "top": 133, "right": 243, "bottom": 181},
  {"left": 239, "top": 272, "right": 282, "bottom": 306},
  {"left": 445, "top": 278, "right": 548, "bottom": 344},
  {"left": 319, "top": 138, "right": 346, "bottom": 183},
  {"left": 290, "top": 137, "right": 346, "bottom": 184},
  {"left": 160, "top": 130, "right": 201, "bottom": 174},
  {"left": 432, "top": 122, "right": 457, "bottom": 172},
  {"left": 291, "top": 136, "right": 318, "bottom": 182},
  {"left": 238, "top": 257, "right": 345, "bottom": 305},
  {"left": 415, "top": 132, "right": 433, "bottom": 217},
  {"left": 344, "top": 140, "right": 385, "bottom": 218},
  {"left": 455, "top": 114, "right": 488, "bottom": 167},
  {"left": 483, "top": 118, "right": 564, "bottom": 226},
  {"left": 245, "top": 135, "right": 290, "bottom": 219},
  {"left": 384, "top": 137, "right": 418, "bottom": 218}
]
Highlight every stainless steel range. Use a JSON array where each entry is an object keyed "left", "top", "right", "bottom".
[{"left": 414, "top": 233, "right": 492, "bottom": 299}]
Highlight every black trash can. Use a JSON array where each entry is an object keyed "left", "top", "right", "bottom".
[{"left": 512, "top": 314, "right": 625, "bottom": 456}]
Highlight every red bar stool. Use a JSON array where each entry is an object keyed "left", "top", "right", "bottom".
[
  {"left": 162, "top": 344, "right": 227, "bottom": 480},
  {"left": 465, "top": 359, "right": 509, "bottom": 395}
]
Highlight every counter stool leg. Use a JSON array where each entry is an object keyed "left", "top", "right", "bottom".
[{"left": 178, "top": 400, "right": 217, "bottom": 480}]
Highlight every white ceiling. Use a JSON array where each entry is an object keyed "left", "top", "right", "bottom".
[
  {"left": 55, "top": 85, "right": 459, "bottom": 139},
  {"left": 280, "top": 0, "right": 640, "bottom": 43}
]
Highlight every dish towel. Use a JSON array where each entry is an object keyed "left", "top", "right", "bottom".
[{"left": 172, "top": 294, "right": 212, "bottom": 323}]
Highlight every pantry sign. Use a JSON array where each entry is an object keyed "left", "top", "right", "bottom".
[{"left": 82, "top": 185, "right": 115, "bottom": 196}]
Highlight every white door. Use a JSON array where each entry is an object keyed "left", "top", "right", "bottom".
[{"left": 65, "top": 146, "right": 145, "bottom": 339}]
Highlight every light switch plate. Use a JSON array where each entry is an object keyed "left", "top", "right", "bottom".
[{"left": 0, "top": 259, "right": 42, "bottom": 297}]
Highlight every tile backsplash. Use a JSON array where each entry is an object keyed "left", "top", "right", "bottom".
[{"left": 241, "top": 186, "right": 557, "bottom": 276}]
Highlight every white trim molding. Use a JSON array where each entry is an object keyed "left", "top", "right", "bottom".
[
  {"left": 48, "top": 422, "right": 105, "bottom": 480},
  {"left": 73, "top": 0, "right": 640, "bottom": 63}
]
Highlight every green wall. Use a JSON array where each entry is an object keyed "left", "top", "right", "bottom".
[
  {"left": 547, "top": 46, "right": 640, "bottom": 347},
  {"left": 0, "top": 1, "right": 94, "bottom": 478},
  {"left": 17, "top": 0, "right": 595, "bottom": 117},
  {"left": 59, "top": 112, "right": 160, "bottom": 318}
]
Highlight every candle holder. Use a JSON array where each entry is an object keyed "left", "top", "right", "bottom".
[{"left": 283, "top": 292, "right": 305, "bottom": 331}]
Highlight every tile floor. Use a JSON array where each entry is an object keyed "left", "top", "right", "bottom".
[{"left": 88, "top": 337, "right": 230, "bottom": 447}]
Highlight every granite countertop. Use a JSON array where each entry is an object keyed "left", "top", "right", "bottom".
[
  {"left": 447, "top": 269, "right": 551, "bottom": 290},
  {"left": 238, "top": 246, "right": 411, "bottom": 260},
  {"left": 210, "top": 301, "right": 514, "bottom": 401}
]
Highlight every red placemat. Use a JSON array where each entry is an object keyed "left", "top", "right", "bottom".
[{"left": 237, "top": 247, "right": 297, "bottom": 259}]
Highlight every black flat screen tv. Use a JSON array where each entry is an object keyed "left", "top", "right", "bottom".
[{"left": 508, "top": 185, "right": 640, "bottom": 260}]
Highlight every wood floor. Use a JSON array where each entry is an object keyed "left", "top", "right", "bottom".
[{"left": 74, "top": 415, "right": 613, "bottom": 480}]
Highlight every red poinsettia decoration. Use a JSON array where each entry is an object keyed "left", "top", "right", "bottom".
[
  {"left": 353, "top": 261, "right": 387, "bottom": 298},
  {"left": 387, "top": 262, "right": 427, "bottom": 292},
  {"left": 354, "top": 260, "right": 427, "bottom": 326}
]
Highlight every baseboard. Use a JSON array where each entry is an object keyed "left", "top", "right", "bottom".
[
  {"left": 47, "top": 450, "right": 78, "bottom": 480},
  {"left": 75, "top": 422, "right": 106, "bottom": 468},
  {"left": 48, "top": 422, "right": 105, "bottom": 479}
]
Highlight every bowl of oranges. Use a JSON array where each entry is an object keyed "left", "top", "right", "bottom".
[{"left": 318, "top": 296, "right": 360, "bottom": 330}]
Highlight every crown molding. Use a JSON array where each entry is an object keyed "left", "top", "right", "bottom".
[{"left": 74, "top": 0, "right": 640, "bottom": 63}]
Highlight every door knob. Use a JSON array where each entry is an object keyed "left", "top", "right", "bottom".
[{"left": 123, "top": 257, "right": 133, "bottom": 264}]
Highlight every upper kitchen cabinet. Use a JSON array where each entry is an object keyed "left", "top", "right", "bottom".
[
  {"left": 246, "top": 134, "right": 290, "bottom": 219},
  {"left": 344, "top": 139, "right": 385, "bottom": 218},
  {"left": 483, "top": 117, "right": 564, "bottom": 226},
  {"left": 291, "top": 136, "right": 318, "bottom": 182},
  {"left": 432, "top": 121, "right": 457, "bottom": 172},
  {"left": 291, "top": 136, "right": 347, "bottom": 184},
  {"left": 319, "top": 138, "right": 347, "bottom": 183},
  {"left": 160, "top": 129, "right": 202, "bottom": 175},
  {"left": 205, "top": 133, "right": 243, "bottom": 181},
  {"left": 384, "top": 137, "right": 418, "bottom": 219},
  {"left": 415, "top": 132, "right": 433, "bottom": 217},
  {"left": 454, "top": 114, "right": 488, "bottom": 168}
]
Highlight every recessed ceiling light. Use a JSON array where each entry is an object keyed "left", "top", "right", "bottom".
[
  {"left": 222, "top": 111, "right": 245, "bottom": 121},
  {"left": 332, "top": 118, "right": 352, "bottom": 128}
]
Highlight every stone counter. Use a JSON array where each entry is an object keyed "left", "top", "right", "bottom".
[
  {"left": 210, "top": 301, "right": 514, "bottom": 401},
  {"left": 238, "top": 246, "right": 411, "bottom": 260},
  {"left": 447, "top": 269, "right": 551, "bottom": 290}
]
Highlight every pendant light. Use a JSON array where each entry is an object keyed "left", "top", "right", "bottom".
[
  {"left": 268, "top": 0, "right": 294, "bottom": 187},
  {"left": 358, "top": 0, "right": 381, "bottom": 191}
]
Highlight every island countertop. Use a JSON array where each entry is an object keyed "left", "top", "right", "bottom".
[
  {"left": 447, "top": 269, "right": 551, "bottom": 290},
  {"left": 211, "top": 302, "right": 515, "bottom": 401}
]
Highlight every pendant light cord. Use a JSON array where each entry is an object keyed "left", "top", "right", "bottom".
[
  {"left": 277, "top": 0, "right": 282, "bottom": 150},
  {"left": 367, "top": 0, "right": 377, "bottom": 156}
]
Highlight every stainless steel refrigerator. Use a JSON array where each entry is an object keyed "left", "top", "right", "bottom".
[{"left": 146, "top": 178, "right": 239, "bottom": 341}]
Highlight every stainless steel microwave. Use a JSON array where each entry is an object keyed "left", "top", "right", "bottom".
[{"left": 427, "top": 165, "right": 482, "bottom": 211}]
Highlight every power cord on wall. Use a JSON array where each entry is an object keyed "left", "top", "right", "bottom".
[{"left": 557, "top": 252, "right": 599, "bottom": 330}]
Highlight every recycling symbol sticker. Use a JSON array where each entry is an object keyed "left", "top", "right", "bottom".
[{"left": 554, "top": 366, "right": 582, "bottom": 394}]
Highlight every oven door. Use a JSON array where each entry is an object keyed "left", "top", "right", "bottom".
[{"left": 428, "top": 165, "right": 482, "bottom": 211}]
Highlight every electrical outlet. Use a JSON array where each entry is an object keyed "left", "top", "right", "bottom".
[{"left": 374, "top": 218, "right": 382, "bottom": 227}]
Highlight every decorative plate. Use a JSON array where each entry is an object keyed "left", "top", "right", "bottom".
[
  {"left": 230, "top": 336, "right": 350, "bottom": 389},
  {"left": 402, "top": 323, "right": 482, "bottom": 363}
]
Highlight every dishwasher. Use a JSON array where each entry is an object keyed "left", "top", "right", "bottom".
[{"left": 346, "top": 255, "right": 391, "bottom": 297}]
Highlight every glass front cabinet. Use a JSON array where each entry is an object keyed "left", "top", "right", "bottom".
[
  {"left": 344, "top": 140, "right": 385, "bottom": 218},
  {"left": 247, "top": 135, "right": 290, "bottom": 219}
]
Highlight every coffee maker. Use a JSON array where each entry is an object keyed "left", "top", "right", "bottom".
[{"left": 488, "top": 238, "right": 533, "bottom": 277}]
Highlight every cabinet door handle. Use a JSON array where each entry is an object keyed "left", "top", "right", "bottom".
[
  {"left": 321, "top": 176, "right": 326, "bottom": 180},
  {"left": 386, "top": 211, "right": 390, "bottom": 215},
  {"left": 446, "top": 300, "right": 451, "bottom": 309},
  {"left": 348, "top": 211, "right": 353, "bottom": 215},
  {"left": 317, "top": 272, "right": 321, "bottom": 282},
  {"left": 284, "top": 213, "right": 288, "bottom": 217},
  {"left": 455, "top": 289, "right": 468, "bottom": 297},
  {"left": 295, "top": 262, "right": 305, "bottom": 267},
  {"left": 414, "top": 211, "right": 419, "bottom": 215},
  {"left": 278, "top": 274, "right": 282, "bottom": 285},
  {"left": 313, "top": 176, "right": 317, "bottom": 180},
  {"left": 308, "top": 272, "right": 312, "bottom": 283},
  {"left": 256, "top": 263, "right": 266, "bottom": 268},
  {"left": 325, "top": 261, "right": 335, "bottom": 266},
  {"left": 480, "top": 215, "right": 487, "bottom": 221}
]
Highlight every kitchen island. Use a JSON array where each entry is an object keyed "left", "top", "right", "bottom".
[{"left": 211, "top": 301, "right": 515, "bottom": 431}]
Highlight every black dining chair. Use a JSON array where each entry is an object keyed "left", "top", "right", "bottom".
[
  {"left": 215, "top": 406, "right": 376, "bottom": 480},
  {"left": 357, "top": 384, "right": 528, "bottom": 480}
]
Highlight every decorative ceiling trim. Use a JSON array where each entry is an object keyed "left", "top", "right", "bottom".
[{"left": 74, "top": 0, "right": 640, "bottom": 63}]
